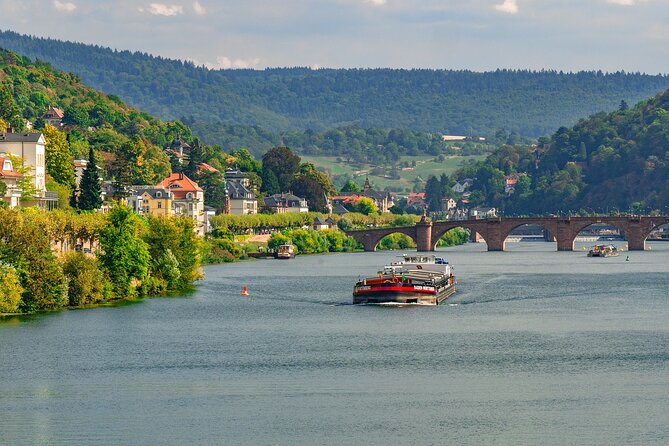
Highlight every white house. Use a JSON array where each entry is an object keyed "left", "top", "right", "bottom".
[{"left": 0, "top": 132, "right": 46, "bottom": 194}]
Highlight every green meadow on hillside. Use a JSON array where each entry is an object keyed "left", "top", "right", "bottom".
[{"left": 302, "top": 155, "right": 485, "bottom": 192}]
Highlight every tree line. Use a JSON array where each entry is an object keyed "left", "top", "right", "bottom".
[
  {"left": 449, "top": 91, "right": 669, "bottom": 214},
  {"left": 2, "top": 30, "right": 669, "bottom": 141},
  {"left": 0, "top": 205, "right": 201, "bottom": 314}
]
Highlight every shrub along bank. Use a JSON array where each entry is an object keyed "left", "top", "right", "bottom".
[{"left": 0, "top": 204, "right": 202, "bottom": 315}]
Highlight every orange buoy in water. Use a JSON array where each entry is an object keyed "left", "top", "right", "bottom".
[{"left": 241, "top": 286, "right": 249, "bottom": 296}]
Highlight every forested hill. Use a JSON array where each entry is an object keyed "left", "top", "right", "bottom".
[
  {"left": 2, "top": 30, "right": 669, "bottom": 140},
  {"left": 0, "top": 47, "right": 191, "bottom": 186},
  {"left": 454, "top": 89, "right": 669, "bottom": 214}
]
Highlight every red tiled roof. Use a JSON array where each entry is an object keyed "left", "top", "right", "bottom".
[
  {"left": 0, "top": 155, "right": 22, "bottom": 178},
  {"left": 44, "top": 106, "right": 65, "bottom": 119},
  {"left": 155, "top": 172, "right": 203, "bottom": 199},
  {"left": 198, "top": 162, "right": 219, "bottom": 173}
]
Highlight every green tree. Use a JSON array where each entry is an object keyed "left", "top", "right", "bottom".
[
  {"left": 424, "top": 175, "right": 443, "bottom": 212},
  {"left": 261, "top": 168, "right": 280, "bottom": 195},
  {"left": 98, "top": 204, "right": 150, "bottom": 298},
  {"left": 43, "top": 124, "right": 75, "bottom": 187},
  {"left": 262, "top": 146, "right": 300, "bottom": 192},
  {"left": 340, "top": 179, "right": 360, "bottom": 193},
  {"left": 355, "top": 197, "right": 377, "bottom": 215},
  {"left": 0, "top": 262, "right": 23, "bottom": 313},
  {"left": 62, "top": 253, "right": 107, "bottom": 306},
  {"left": 78, "top": 146, "right": 103, "bottom": 211}
]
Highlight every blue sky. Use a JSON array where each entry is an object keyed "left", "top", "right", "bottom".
[{"left": 2, "top": 0, "right": 669, "bottom": 73}]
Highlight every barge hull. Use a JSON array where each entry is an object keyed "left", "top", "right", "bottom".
[{"left": 353, "top": 285, "right": 456, "bottom": 305}]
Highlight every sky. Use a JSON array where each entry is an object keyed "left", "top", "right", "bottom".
[{"left": 1, "top": 0, "right": 669, "bottom": 73}]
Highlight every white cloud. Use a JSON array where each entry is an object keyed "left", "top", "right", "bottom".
[
  {"left": 366, "top": 0, "right": 387, "bottom": 5},
  {"left": 53, "top": 0, "right": 76, "bottom": 13},
  {"left": 205, "top": 56, "right": 261, "bottom": 70},
  {"left": 607, "top": 0, "right": 636, "bottom": 5},
  {"left": 495, "top": 0, "right": 519, "bottom": 14},
  {"left": 193, "top": 1, "right": 206, "bottom": 15},
  {"left": 139, "top": 3, "right": 184, "bottom": 16}
]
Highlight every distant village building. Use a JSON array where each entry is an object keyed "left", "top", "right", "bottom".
[
  {"left": 73, "top": 158, "right": 88, "bottom": 186},
  {"left": 156, "top": 173, "right": 205, "bottom": 236},
  {"left": 225, "top": 168, "right": 257, "bottom": 215},
  {"left": 330, "top": 177, "right": 393, "bottom": 213},
  {"left": 313, "top": 216, "right": 337, "bottom": 231},
  {"left": 469, "top": 207, "right": 497, "bottom": 219},
  {"left": 203, "top": 205, "right": 217, "bottom": 234},
  {"left": 445, "top": 208, "right": 469, "bottom": 221},
  {"left": 452, "top": 178, "right": 474, "bottom": 194},
  {"left": 441, "top": 135, "right": 467, "bottom": 142},
  {"left": 331, "top": 202, "right": 349, "bottom": 215},
  {"left": 263, "top": 193, "right": 309, "bottom": 213},
  {"left": 0, "top": 154, "right": 23, "bottom": 208},
  {"left": 441, "top": 196, "right": 457, "bottom": 211},
  {"left": 127, "top": 187, "right": 173, "bottom": 218},
  {"left": 406, "top": 192, "right": 427, "bottom": 210},
  {"left": 43, "top": 106, "right": 64, "bottom": 127},
  {"left": 164, "top": 139, "right": 191, "bottom": 165}
]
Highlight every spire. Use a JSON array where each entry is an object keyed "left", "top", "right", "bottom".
[{"left": 363, "top": 176, "right": 371, "bottom": 191}]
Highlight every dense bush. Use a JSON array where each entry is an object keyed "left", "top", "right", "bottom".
[
  {"left": 0, "top": 262, "right": 23, "bottom": 313},
  {"left": 0, "top": 205, "right": 203, "bottom": 314},
  {"left": 62, "top": 253, "right": 107, "bottom": 306}
]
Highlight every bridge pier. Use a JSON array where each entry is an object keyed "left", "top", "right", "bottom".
[
  {"left": 483, "top": 220, "right": 505, "bottom": 251},
  {"left": 415, "top": 218, "right": 433, "bottom": 252},
  {"left": 626, "top": 220, "right": 647, "bottom": 251}
]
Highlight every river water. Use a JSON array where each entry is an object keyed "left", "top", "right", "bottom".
[{"left": 1, "top": 240, "right": 668, "bottom": 445}]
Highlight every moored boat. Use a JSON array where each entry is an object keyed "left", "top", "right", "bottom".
[
  {"left": 353, "top": 254, "right": 456, "bottom": 305},
  {"left": 274, "top": 244, "right": 295, "bottom": 259},
  {"left": 587, "top": 244, "right": 619, "bottom": 257}
]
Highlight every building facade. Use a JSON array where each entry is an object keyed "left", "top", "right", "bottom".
[
  {"left": 156, "top": 173, "right": 205, "bottom": 236},
  {"left": 225, "top": 168, "right": 257, "bottom": 215},
  {"left": 127, "top": 187, "right": 173, "bottom": 218},
  {"left": 263, "top": 193, "right": 309, "bottom": 213},
  {"left": 0, "top": 132, "right": 47, "bottom": 194}
]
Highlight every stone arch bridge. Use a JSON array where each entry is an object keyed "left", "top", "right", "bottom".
[{"left": 345, "top": 216, "right": 669, "bottom": 252}]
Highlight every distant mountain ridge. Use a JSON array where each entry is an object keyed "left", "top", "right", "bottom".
[{"left": 2, "top": 30, "right": 669, "bottom": 142}]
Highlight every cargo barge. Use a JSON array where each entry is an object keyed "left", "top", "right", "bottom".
[{"left": 353, "top": 254, "right": 456, "bottom": 305}]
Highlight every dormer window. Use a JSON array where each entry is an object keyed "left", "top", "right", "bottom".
[
  {"left": 186, "top": 192, "right": 193, "bottom": 199},
  {"left": 156, "top": 191, "right": 162, "bottom": 198},
  {"left": 3, "top": 160, "right": 11, "bottom": 171}
]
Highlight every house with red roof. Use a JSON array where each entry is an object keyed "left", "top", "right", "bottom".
[
  {"left": 156, "top": 172, "right": 205, "bottom": 236},
  {"left": 43, "top": 106, "right": 65, "bottom": 127}
]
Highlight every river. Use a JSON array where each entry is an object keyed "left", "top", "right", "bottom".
[{"left": 1, "top": 240, "right": 668, "bottom": 445}]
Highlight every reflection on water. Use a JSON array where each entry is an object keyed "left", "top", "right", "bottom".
[{"left": 1, "top": 241, "right": 669, "bottom": 445}]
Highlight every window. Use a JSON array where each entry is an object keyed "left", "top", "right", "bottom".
[{"left": 157, "top": 202, "right": 162, "bottom": 209}]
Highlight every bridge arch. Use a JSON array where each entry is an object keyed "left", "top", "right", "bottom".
[
  {"left": 375, "top": 231, "right": 419, "bottom": 251},
  {"left": 430, "top": 225, "right": 474, "bottom": 250},
  {"left": 638, "top": 218, "right": 669, "bottom": 247},
  {"left": 346, "top": 226, "right": 417, "bottom": 252},
  {"left": 500, "top": 222, "right": 558, "bottom": 250}
]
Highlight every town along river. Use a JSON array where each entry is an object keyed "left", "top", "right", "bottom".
[{"left": 1, "top": 241, "right": 668, "bottom": 445}]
